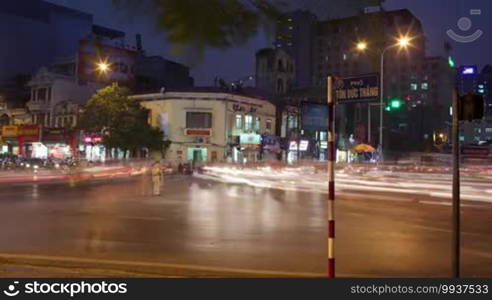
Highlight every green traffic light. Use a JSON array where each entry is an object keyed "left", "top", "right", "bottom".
[
  {"left": 389, "top": 98, "right": 403, "bottom": 109},
  {"left": 448, "top": 56, "right": 456, "bottom": 68}
]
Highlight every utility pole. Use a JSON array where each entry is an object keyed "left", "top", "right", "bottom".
[
  {"left": 327, "top": 76, "right": 336, "bottom": 278},
  {"left": 451, "top": 89, "right": 460, "bottom": 278}
]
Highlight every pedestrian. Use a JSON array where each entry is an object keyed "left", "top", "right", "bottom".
[{"left": 151, "top": 161, "right": 162, "bottom": 196}]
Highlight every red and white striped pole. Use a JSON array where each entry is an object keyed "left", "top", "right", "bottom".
[{"left": 327, "top": 76, "right": 336, "bottom": 278}]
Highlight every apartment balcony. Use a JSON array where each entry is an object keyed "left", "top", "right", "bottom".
[{"left": 26, "top": 100, "right": 50, "bottom": 112}]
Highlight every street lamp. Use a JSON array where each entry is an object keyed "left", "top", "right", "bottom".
[
  {"left": 96, "top": 60, "right": 110, "bottom": 74},
  {"left": 356, "top": 41, "right": 367, "bottom": 52},
  {"left": 356, "top": 35, "right": 413, "bottom": 160}
]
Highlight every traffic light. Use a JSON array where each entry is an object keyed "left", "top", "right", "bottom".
[
  {"left": 459, "top": 94, "right": 484, "bottom": 121},
  {"left": 385, "top": 98, "right": 404, "bottom": 111},
  {"left": 448, "top": 56, "right": 456, "bottom": 68}
]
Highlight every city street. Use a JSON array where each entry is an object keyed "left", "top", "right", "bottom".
[{"left": 0, "top": 170, "right": 491, "bottom": 277}]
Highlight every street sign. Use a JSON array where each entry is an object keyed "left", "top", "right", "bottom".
[
  {"left": 301, "top": 103, "right": 328, "bottom": 131},
  {"left": 334, "top": 74, "right": 380, "bottom": 104}
]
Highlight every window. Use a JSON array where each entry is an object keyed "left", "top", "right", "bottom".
[
  {"left": 186, "top": 112, "right": 212, "bottom": 129},
  {"left": 421, "top": 83, "right": 429, "bottom": 90},
  {"left": 288, "top": 115, "right": 297, "bottom": 129},
  {"left": 410, "top": 83, "right": 418, "bottom": 91},
  {"left": 235, "top": 114, "right": 243, "bottom": 129},
  {"left": 486, "top": 128, "right": 492, "bottom": 134},
  {"left": 255, "top": 117, "right": 261, "bottom": 132},
  {"left": 266, "top": 119, "right": 272, "bottom": 132},
  {"left": 244, "top": 115, "right": 253, "bottom": 131},
  {"left": 37, "top": 88, "right": 47, "bottom": 102}
]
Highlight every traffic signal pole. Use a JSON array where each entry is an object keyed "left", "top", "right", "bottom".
[
  {"left": 327, "top": 76, "right": 336, "bottom": 278},
  {"left": 451, "top": 89, "right": 460, "bottom": 278}
]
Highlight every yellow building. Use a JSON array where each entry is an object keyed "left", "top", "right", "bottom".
[{"left": 133, "top": 91, "right": 277, "bottom": 165}]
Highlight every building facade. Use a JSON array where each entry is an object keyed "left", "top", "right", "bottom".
[
  {"left": 0, "top": 0, "right": 93, "bottom": 82},
  {"left": 457, "top": 65, "right": 492, "bottom": 144},
  {"left": 274, "top": 10, "right": 317, "bottom": 88},
  {"left": 135, "top": 91, "right": 277, "bottom": 165},
  {"left": 26, "top": 66, "right": 103, "bottom": 128},
  {"left": 265, "top": 8, "right": 456, "bottom": 153},
  {"left": 255, "top": 48, "right": 295, "bottom": 96}
]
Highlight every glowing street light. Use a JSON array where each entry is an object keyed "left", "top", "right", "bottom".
[
  {"left": 96, "top": 60, "right": 111, "bottom": 74},
  {"left": 356, "top": 41, "right": 367, "bottom": 51},
  {"left": 397, "top": 36, "right": 411, "bottom": 48},
  {"left": 353, "top": 34, "right": 416, "bottom": 160}
]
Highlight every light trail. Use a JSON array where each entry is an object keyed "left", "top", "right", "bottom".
[{"left": 197, "top": 165, "right": 492, "bottom": 204}]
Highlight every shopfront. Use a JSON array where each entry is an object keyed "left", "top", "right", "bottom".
[
  {"left": 239, "top": 133, "right": 262, "bottom": 163},
  {"left": 287, "top": 139, "right": 310, "bottom": 164},
  {"left": 81, "top": 134, "right": 106, "bottom": 161},
  {"left": 1, "top": 125, "right": 19, "bottom": 155},
  {"left": 187, "top": 147, "right": 208, "bottom": 164},
  {"left": 18, "top": 125, "right": 41, "bottom": 158},
  {"left": 42, "top": 128, "right": 77, "bottom": 159}
]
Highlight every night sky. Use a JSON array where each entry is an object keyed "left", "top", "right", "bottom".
[{"left": 47, "top": 0, "right": 492, "bottom": 85}]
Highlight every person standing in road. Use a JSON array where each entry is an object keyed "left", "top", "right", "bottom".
[{"left": 151, "top": 161, "right": 162, "bottom": 196}]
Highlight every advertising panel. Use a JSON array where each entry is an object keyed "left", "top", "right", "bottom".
[
  {"left": 301, "top": 103, "right": 328, "bottom": 132},
  {"left": 2, "top": 125, "right": 18, "bottom": 138},
  {"left": 78, "top": 39, "right": 137, "bottom": 86},
  {"left": 240, "top": 133, "right": 262, "bottom": 149}
]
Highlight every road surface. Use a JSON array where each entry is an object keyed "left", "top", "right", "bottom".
[{"left": 0, "top": 172, "right": 491, "bottom": 277}]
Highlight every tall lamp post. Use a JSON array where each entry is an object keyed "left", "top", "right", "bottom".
[{"left": 356, "top": 36, "right": 412, "bottom": 160}]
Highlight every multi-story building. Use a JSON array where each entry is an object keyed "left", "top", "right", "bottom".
[
  {"left": 274, "top": 10, "right": 317, "bottom": 88},
  {"left": 135, "top": 90, "right": 277, "bottom": 164},
  {"left": 134, "top": 34, "right": 194, "bottom": 93},
  {"left": 480, "top": 65, "right": 492, "bottom": 120},
  {"left": 457, "top": 65, "right": 492, "bottom": 144},
  {"left": 255, "top": 48, "right": 295, "bottom": 96},
  {"left": 0, "top": 0, "right": 94, "bottom": 82},
  {"left": 271, "top": 8, "right": 457, "bottom": 153},
  {"left": 26, "top": 64, "right": 103, "bottom": 129},
  {"left": 403, "top": 56, "right": 454, "bottom": 148}
]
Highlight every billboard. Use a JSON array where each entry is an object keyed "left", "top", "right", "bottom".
[
  {"left": 78, "top": 39, "right": 137, "bottom": 86},
  {"left": 2, "top": 125, "right": 18, "bottom": 138},
  {"left": 240, "top": 133, "right": 261, "bottom": 149},
  {"left": 19, "top": 125, "right": 40, "bottom": 137},
  {"left": 334, "top": 74, "right": 379, "bottom": 103},
  {"left": 301, "top": 103, "right": 328, "bottom": 132}
]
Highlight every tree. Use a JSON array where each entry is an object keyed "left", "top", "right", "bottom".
[
  {"left": 112, "top": 0, "right": 285, "bottom": 59},
  {"left": 79, "top": 84, "right": 166, "bottom": 158}
]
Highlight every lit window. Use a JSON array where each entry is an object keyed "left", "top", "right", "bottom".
[
  {"left": 288, "top": 115, "right": 297, "bottom": 129},
  {"left": 421, "top": 83, "right": 429, "bottom": 90},
  {"left": 255, "top": 117, "right": 261, "bottom": 132},
  {"left": 235, "top": 114, "right": 243, "bottom": 129},
  {"left": 244, "top": 115, "right": 253, "bottom": 131},
  {"left": 410, "top": 83, "right": 418, "bottom": 91}
]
